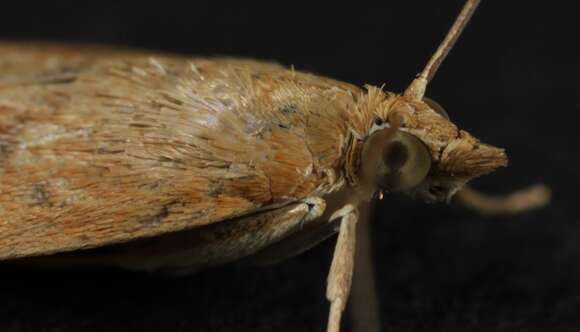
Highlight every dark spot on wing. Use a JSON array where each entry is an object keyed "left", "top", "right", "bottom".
[
  {"left": 31, "top": 184, "right": 52, "bottom": 207},
  {"left": 0, "top": 143, "right": 10, "bottom": 165},
  {"left": 208, "top": 181, "right": 224, "bottom": 197},
  {"left": 277, "top": 123, "right": 291, "bottom": 129},
  {"left": 129, "top": 123, "right": 153, "bottom": 128},
  {"left": 160, "top": 92, "right": 185, "bottom": 106},
  {"left": 280, "top": 104, "right": 299, "bottom": 114},
  {"left": 143, "top": 205, "right": 171, "bottom": 225},
  {"left": 37, "top": 73, "right": 78, "bottom": 85},
  {"left": 96, "top": 147, "right": 125, "bottom": 154},
  {"left": 79, "top": 234, "right": 91, "bottom": 242},
  {"left": 158, "top": 156, "right": 184, "bottom": 164}
]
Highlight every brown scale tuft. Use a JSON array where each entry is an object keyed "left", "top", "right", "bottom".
[{"left": 438, "top": 130, "right": 508, "bottom": 178}]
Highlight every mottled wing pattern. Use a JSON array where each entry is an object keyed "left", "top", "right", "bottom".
[{"left": 0, "top": 44, "right": 360, "bottom": 259}]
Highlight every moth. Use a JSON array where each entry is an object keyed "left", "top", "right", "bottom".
[{"left": 0, "top": 0, "right": 549, "bottom": 331}]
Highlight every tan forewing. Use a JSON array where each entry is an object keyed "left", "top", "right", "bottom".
[{"left": 0, "top": 43, "right": 361, "bottom": 260}]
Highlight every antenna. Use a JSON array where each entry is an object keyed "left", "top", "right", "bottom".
[{"left": 404, "top": 0, "right": 481, "bottom": 101}]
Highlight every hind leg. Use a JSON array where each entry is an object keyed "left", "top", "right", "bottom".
[{"left": 350, "top": 206, "right": 381, "bottom": 332}]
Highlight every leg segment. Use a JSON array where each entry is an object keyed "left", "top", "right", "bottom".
[
  {"left": 456, "top": 184, "right": 550, "bottom": 215},
  {"left": 326, "top": 204, "right": 359, "bottom": 332},
  {"left": 351, "top": 205, "right": 381, "bottom": 332}
]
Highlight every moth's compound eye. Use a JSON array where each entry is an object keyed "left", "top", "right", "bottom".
[
  {"left": 424, "top": 97, "right": 450, "bottom": 120},
  {"left": 361, "top": 129, "right": 432, "bottom": 192}
]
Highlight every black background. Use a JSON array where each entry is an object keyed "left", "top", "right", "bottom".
[{"left": 1, "top": 1, "right": 578, "bottom": 331}]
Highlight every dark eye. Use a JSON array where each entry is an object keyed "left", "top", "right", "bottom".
[
  {"left": 424, "top": 97, "right": 449, "bottom": 120},
  {"left": 360, "top": 129, "right": 432, "bottom": 192},
  {"left": 383, "top": 141, "right": 408, "bottom": 170}
]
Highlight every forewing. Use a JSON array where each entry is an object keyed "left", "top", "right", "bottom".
[{"left": 0, "top": 44, "right": 355, "bottom": 260}]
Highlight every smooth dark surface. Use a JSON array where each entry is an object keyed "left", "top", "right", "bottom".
[{"left": 1, "top": 1, "right": 578, "bottom": 331}]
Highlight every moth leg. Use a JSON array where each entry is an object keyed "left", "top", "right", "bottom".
[
  {"left": 326, "top": 204, "right": 359, "bottom": 332},
  {"left": 456, "top": 184, "right": 551, "bottom": 215},
  {"left": 350, "top": 206, "right": 381, "bottom": 332}
]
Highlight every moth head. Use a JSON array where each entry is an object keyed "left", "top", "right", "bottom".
[
  {"left": 359, "top": 0, "right": 506, "bottom": 202},
  {"left": 360, "top": 95, "right": 507, "bottom": 203}
]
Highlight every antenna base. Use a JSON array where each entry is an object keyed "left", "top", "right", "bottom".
[{"left": 404, "top": 77, "right": 427, "bottom": 101}]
